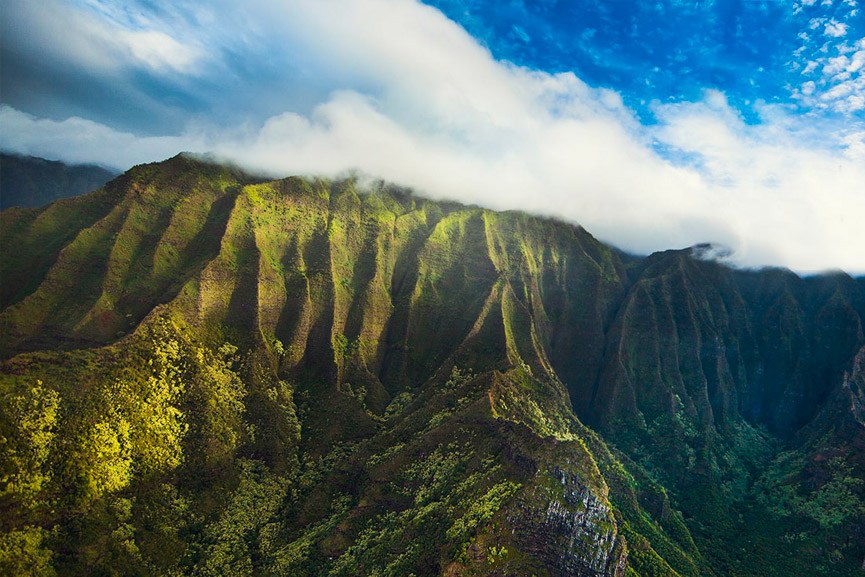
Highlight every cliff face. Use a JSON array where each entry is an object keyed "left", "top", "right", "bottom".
[
  {"left": 586, "top": 251, "right": 864, "bottom": 472},
  {"left": 589, "top": 250, "right": 864, "bottom": 438},
  {"left": 1, "top": 154, "right": 863, "bottom": 577},
  {"left": 507, "top": 466, "right": 626, "bottom": 577}
]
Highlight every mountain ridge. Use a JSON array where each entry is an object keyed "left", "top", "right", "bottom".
[
  {"left": 0, "top": 153, "right": 120, "bottom": 210},
  {"left": 1, "top": 154, "right": 863, "bottom": 577}
]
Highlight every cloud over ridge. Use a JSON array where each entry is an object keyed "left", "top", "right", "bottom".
[{"left": 1, "top": 0, "right": 863, "bottom": 274}]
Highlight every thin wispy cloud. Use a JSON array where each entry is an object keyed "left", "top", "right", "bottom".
[{"left": 1, "top": 0, "right": 863, "bottom": 274}]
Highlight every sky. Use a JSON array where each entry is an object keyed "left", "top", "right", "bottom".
[{"left": 0, "top": 0, "right": 863, "bottom": 273}]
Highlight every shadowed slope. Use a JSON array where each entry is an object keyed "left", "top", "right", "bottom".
[{"left": 0, "top": 153, "right": 119, "bottom": 210}]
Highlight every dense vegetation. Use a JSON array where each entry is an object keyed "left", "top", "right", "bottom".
[{"left": 1, "top": 154, "right": 863, "bottom": 576}]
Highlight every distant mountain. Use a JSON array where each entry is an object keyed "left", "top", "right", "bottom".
[
  {"left": 1, "top": 154, "right": 863, "bottom": 577},
  {"left": 0, "top": 153, "right": 119, "bottom": 210}
]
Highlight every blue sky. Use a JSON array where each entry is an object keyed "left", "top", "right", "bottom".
[
  {"left": 1, "top": 0, "right": 863, "bottom": 272},
  {"left": 426, "top": 0, "right": 865, "bottom": 120}
]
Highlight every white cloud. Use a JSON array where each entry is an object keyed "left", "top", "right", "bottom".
[
  {"left": 825, "top": 20, "right": 849, "bottom": 37},
  {"left": 845, "top": 94, "right": 865, "bottom": 111},
  {"left": 0, "top": 105, "right": 200, "bottom": 168},
  {"left": 117, "top": 29, "right": 204, "bottom": 74},
  {"left": 792, "top": 15, "right": 865, "bottom": 115},
  {"left": 849, "top": 49, "right": 865, "bottom": 72},
  {"left": 2, "top": 0, "right": 205, "bottom": 76},
  {"left": 824, "top": 54, "right": 850, "bottom": 75},
  {"left": 2, "top": 0, "right": 864, "bottom": 274},
  {"left": 823, "top": 82, "right": 853, "bottom": 99}
]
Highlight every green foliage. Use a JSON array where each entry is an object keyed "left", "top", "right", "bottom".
[
  {"left": 134, "top": 482, "right": 190, "bottom": 572},
  {"left": 382, "top": 391, "right": 413, "bottom": 420},
  {"left": 491, "top": 374, "right": 572, "bottom": 440},
  {"left": 326, "top": 506, "right": 441, "bottom": 577},
  {"left": 802, "top": 459, "right": 865, "bottom": 530},
  {"left": 193, "top": 459, "right": 288, "bottom": 577},
  {"left": 446, "top": 481, "right": 522, "bottom": 541},
  {"left": 185, "top": 342, "right": 246, "bottom": 465},
  {"left": 333, "top": 333, "right": 349, "bottom": 358},
  {"left": 0, "top": 526, "right": 55, "bottom": 577},
  {"left": 98, "top": 332, "right": 187, "bottom": 478},
  {"left": 266, "top": 495, "right": 351, "bottom": 576},
  {"left": 366, "top": 442, "right": 405, "bottom": 468},
  {"left": 486, "top": 544, "right": 508, "bottom": 564},
  {"left": 272, "top": 338, "right": 285, "bottom": 358},
  {"left": 132, "top": 337, "right": 186, "bottom": 474},
  {"left": 622, "top": 528, "right": 682, "bottom": 577},
  {"left": 0, "top": 381, "right": 60, "bottom": 506},
  {"left": 760, "top": 453, "right": 865, "bottom": 531},
  {"left": 0, "top": 312, "right": 262, "bottom": 575},
  {"left": 77, "top": 418, "right": 133, "bottom": 500},
  {"left": 444, "top": 366, "right": 474, "bottom": 391}
]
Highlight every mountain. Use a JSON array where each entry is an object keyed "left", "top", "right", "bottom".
[
  {"left": 1, "top": 154, "right": 863, "bottom": 577},
  {"left": 0, "top": 153, "right": 119, "bottom": 210}
]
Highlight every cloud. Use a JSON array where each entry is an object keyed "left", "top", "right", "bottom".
[
  {"left": 789, "top": 0, "right": 865, "bottom": 115},
  {"left": 0, "top": 0, "right": 205, "bottom": 75},
  {"left": 651, "top": 95, "right": 865, "bottom": 271},
  {"left": 793, "top": 35, "right": 865, "bottom": 113},
  {"left": 117, "top": 29, "right": 205, "bottom": 74},
  {"left": 825, "top": 20, "right": 849, "bottom": 37},
  {"left": 1, "top": 0, "right": 864, "bottom": 274},
  {"left": 0, "top": 105, "right": 199, "bottom": 168}
]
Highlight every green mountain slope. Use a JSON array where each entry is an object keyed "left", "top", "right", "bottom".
[
  {"left": 1, "top": 154, "right": 863, "bottom": 577},
  {"left": 587, "top": 251, "right": 865, "bottom": 576}
]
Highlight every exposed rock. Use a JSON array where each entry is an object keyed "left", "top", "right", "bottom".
[{"left": 508, "top": 466, "right": 626, "bottom": 577}]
